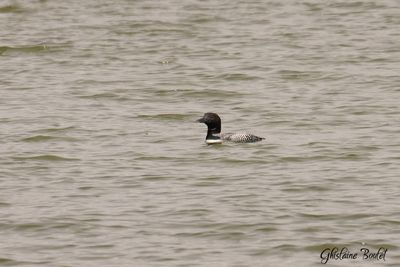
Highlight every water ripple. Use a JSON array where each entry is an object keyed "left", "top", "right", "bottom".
[{"left": 11, "top": 155, "right": 79, "bottom": 161}]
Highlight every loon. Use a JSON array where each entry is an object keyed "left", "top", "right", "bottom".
[{"left": 197, "top": 112, "right": 264, "bottom": 144}]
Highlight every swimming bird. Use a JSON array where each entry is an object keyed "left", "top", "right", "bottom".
[{"left": 197, "top": 112, "right": 264, "bottom": 144}]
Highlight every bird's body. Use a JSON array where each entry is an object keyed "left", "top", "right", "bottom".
[
  {"left": 220, "top": 132, "right": 264, "bottom": 143},
  {"left": 197, "top": 113, "right": 264, "bottom": 144}
]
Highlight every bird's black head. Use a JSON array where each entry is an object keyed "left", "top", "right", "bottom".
[{"left": 197, "top": 112, "right": 221, "bottom": 134}]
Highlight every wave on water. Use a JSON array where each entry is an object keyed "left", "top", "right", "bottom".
[
  {"left": 78, "top": 92, "right": 131, "bottom": 101},
  {"left": 12, "top": 155, "right": 79, "bottom": 161},
  {"left": 21, "top": 135, "right": 61, "bottom": 142},
  {"left": 0, "top": 44, "right": 48, "bottom": 55},
  {"left": 0, "top": 4, "right": 23, "bottom": 13},
  {"left": 136, "top": 113, "right": 192, "bottom": 121},
  {"left": 0, "top": 43, "right": 69, "bottom": 55},
  {"left": 33, "top": 126, "right": 75, "bottom": 133}
]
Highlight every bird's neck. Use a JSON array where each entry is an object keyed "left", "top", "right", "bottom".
[
  {"left": 205, "top": 131, "right": 222, "bottom": 144},
  {"left": 207, "top": 127, "right": 221, "bottom": 138}
]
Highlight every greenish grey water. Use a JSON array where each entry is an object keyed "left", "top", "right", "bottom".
[{"left": 1, "top": 0, "right": 400, "bottom": 266}]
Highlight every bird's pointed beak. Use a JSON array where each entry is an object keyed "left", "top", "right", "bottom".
[{"left": 197, "top": 117, "right": 205, "bottom": 123}]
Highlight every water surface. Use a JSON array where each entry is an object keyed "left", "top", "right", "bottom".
[{"left": 1, "top": 0, "right": 400, "bottom": 266}]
